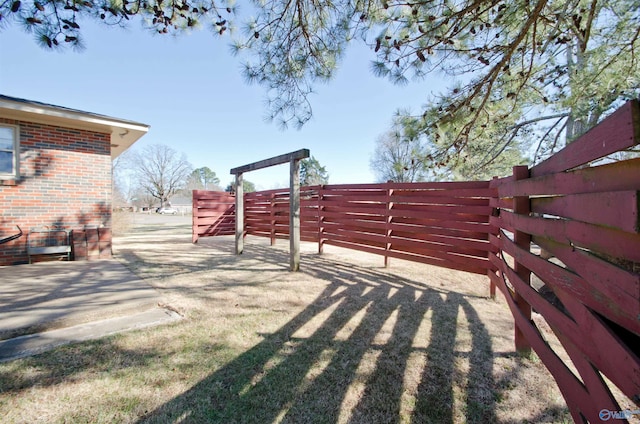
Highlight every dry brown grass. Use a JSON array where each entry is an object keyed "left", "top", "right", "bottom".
[
  {"left": 111, "top": 210, "right": 133, "bottom": 236},
  {"left": 0, "top": 217, "right": 573, "bottom": 423}
]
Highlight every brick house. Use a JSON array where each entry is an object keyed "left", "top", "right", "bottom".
[{"left": 0, "top": 95, "right": 149, "bottom": 265}]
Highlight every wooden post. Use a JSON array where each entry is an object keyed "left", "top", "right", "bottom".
[
  {"left": 230, "top": 149, "right": 310, "bottom": 264},
  {"left": 235, "top": 173, "right": 244, "bottom": 255},
  {"left": 384, "top": 185, "right": 393, "bottom": 267},
  {"left": 513, "top": 165, "right": 532, "bottom": 357},
  {"left": 270, "top": 192, "right": 276, "bottom": 246},
  {"left": 318, "top": 185, "right": 324, "bottom": 255},
  {"left": 290, "top": 158, "right": 301, "bottom": 271},
  {"left": 489, "top": 176, "right": 499, "bottom": 299},
  {"left": 192, "top": 190, "right": 198, "bottom": 244}
]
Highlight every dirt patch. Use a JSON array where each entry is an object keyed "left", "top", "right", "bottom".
[{"left": 0, "top": 217, "right": 573, "bottom": 423}]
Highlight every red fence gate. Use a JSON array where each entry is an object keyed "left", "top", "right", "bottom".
[{"left": 193, "top": 100, "right": 640, "bottom": 421}]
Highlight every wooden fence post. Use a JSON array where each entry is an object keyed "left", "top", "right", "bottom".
[
  {"left": 290, "top": 158, "right": 301, "bottom": 271},
  {"left": 318, "top": 185, "right": 325, "bottom": 255},
  {"left": 230, "top": 149, "right": 309, "bottom": 265},
  {"left": 384, "top": 185, "right": 393, "bottom": 268},
  {"left": 513, "top": 165, "right": 532, "bottom": 357},
  {"left": 489, "top": 177, "right": 499, "bottom": 299},
  {"left": 192, "top": 190, "right": 198, "bottom": 244},
  {"left": 235, "top": 173, "right": 244, "bottom": 255},
  {"left": 270, "top": 192, "right": 276, "bottom": 246}
]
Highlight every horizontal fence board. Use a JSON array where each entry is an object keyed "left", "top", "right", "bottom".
[
  {"left": 193, "top": 190, "right": 234, "bottom": 198},
  {"left": 490, "top": 175, "right": 514, "bottom": 189},
  {"left": 392, "top": 230, "right": 494, "bottom": 252},
  {"left": 390, "top": 203, "right": 493, "bottom": 216},
  {"left": 195, "top": 217, "right": 234, "bottom": 225},
  {"left": 321, "top": 238, "right": 388, "bottom": 256},
  {"left": 389, "top": 234, "right": 492, "bottom": 257},
  {"left": 320, "top": 193, "right": 388, "bottom": 202},
  {"left": 322, "top": 221, "right": 387, "bottom": 235},
  {"left": 325, "top": 224, "right": 491, "bottom": 246},
  {"left": 530, "top": 191, "right": 639, "bottom": 233},
  {"left": 195, "top": 201, "right": 235, "bottom": 209},
  {"left": 323, "top": 217, "right": 387, "bottom": 226},
  {"left": 387, "top": 239, "right": 487, "bottom": 261},
  {"left": 194, "top": 214, "right": 235, "bottom": 222},
  {"left": 389, "top": 208, "right": 489, "bottom": 223},
  {"left": 323, "top": 239, "right": 487, "bottom": 275},
  {"left": 499, "top": 158, "right": 640, "bottom": 197},
  {"left": 324, "top": 181, "right": 491, "bottom": 190},
  {"left": 321, "top": 229, "right": 388, "bottom": 248},
  {"left": 500, "top": 210, "right": 640, "bottom": 262},
  {"left": 395, "top": 188, "right": 495, "bottom": 198},
  {"left": 494, "top": 232, "right": 640, "bottom": 335},
  {"left": 245, "top": 224, "right": 279, "bottom": 232},
  {"left": 389, "top": 194, "right": 491, "bottom": 206},
  {"left": 390, "top": 224, "right": 490, "bottom": 241},
  {"left": 389, "top": 242, "right": 491, "bottom": 268},
  {"left": 322, "top": 187, "right": 494, "bottom": 198},
  {"left": 531, "top": 100, "right": 639, "bottom": 177},
  {"left": 499, "top": 251, "right": 640, "bottom": 402},
  {"left": 328, "top": 203, "right": 381, "bottom": 213},
  {"left": 196, "top": 222, "right": 234, "bottom": 229},
  {"left": 496, "top": 256, "right": 624, "bottom": 422},
  {"left": 198, "top": 228, "right": 234, "bottom": 236},
  {"left": 399, "top": 181, "right": 490, "bottom": 190},
  {"left": 245, "top": 188, "right": 288, "bottom": 196},
  {"left": 491, "top": 259, "right": 600, "bottom": 422},
  {"left": 322, "top": 204, "right": 387, "bottom": 215},
  {"left": 388, "top": 251, "right": 488, "bottom": 275},
  {"left": 320, "top": 210, "right": 386, "bottom": 221},
  {"left": 394, "top": 217, "right": 493, "bottom": 234},
  {"left": 321, "top": 218, "right": 491, "bottom": 242},
  {"left": 533, "top": 235, "right": 639, "bottom": 314},
  {"left": 550, "top": 302, "right": 640, "bottom": 406},
  {"left": 322, "top": 218, "right": 386, "bottom": 232}
]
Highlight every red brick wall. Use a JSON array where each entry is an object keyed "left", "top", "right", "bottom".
[{"left": 0, "top": 118, "right": 112, "bottom": 265}]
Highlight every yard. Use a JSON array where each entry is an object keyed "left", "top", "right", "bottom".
[{"left": 0, "top": 213, "right": 572, "bottom": 423}]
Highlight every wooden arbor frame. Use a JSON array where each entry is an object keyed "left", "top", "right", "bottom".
[{"left": 230, "top": 148, "right": 310, "bottom": 271}]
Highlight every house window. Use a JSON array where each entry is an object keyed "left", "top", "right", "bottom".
[{"left": 0, "top": 125, "right": 18, "bottom": 179}]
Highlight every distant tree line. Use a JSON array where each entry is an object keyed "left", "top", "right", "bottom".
[{"left": 113, "top": 144, "right": 330, "bottom": 209}]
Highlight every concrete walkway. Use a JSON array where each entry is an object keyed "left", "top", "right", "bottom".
[{"left": 0, "top": 260, "right": 181, "bottom": 361}]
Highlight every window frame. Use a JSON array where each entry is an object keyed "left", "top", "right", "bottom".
[{"left": 0, "top": 124, "right": 19, "bottom": 180}]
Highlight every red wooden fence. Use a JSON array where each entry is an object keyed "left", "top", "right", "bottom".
[
  {"left": 242, "top": 187, "right": 321, "bottom": 243},
  {"left": 318, "top": 181, "right": 495, "bottom": 274},
  {"left": 239, "top": 181, "right": 496, "bottom": 275},
  {"left": 193, "top": 100, "right": 640, "bottom": 421},
  {"left": 192, "top": 190, "right": 235, "bottom": 243},
  {"left": 488, "top": 100, "right": 640, "bottom": 423}
]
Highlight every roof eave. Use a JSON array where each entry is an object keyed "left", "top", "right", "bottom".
[{"left": 0, "top": 97, "right": 150, "bottom": 158}]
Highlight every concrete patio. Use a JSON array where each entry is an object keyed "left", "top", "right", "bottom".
[{"left": 0, "top": 259, "right": 180, "bottom": 361}]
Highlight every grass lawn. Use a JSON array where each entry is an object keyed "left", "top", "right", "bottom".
[{"left": 0, "top": 217, "right": 573, "bottom": 423}]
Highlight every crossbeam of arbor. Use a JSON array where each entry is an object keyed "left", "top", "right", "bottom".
[{"left": 230, "top": 148, "right": 310, "bottom": 271}]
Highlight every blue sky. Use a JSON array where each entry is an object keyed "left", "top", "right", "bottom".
[{"left": 0, "top": 18, "right": 446, "bottom": 190}]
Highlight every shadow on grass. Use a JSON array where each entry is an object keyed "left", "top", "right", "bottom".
[
  {"left": 132, "top": 236, "right": 500, "bottom": 423},
  {"left": 0, "top": 227, "right": 569, "bottom": 423},
  {"left": 0, "top": 337, "right": 160, "bottom": 393}
]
